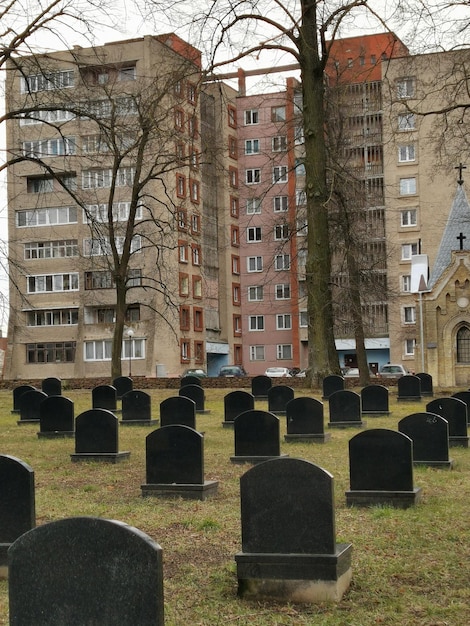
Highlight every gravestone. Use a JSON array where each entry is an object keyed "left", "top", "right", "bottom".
[
  {"left": 361, "top": 385, "right": 389, "bottom": 415},
  {"left": 426, "top": 397, "right": 469, "bottom": 447},
  {"left": 11, "top": 385, "right": 36, "bottom": 414},
  {"left": 251, "top": 375, "right": 272, "bottom": 399},
  {"left": 8, "top": 517, "right": 164, "bottom": 625},
  {"left": 451, "top": 390, "right": 470, "bottom": 419},
  {"left": 18, "top": 389, "right": 48, "bottom": 424},
  {"left": 179, "top": 384, "right": 208, "bottom": 413},
  {"left": 322, "top": 375, "right": 344, "bottom": 399},
  {"left": 231, "top": 410, "right": 288, "bottom": 464},
  {"left": 121, "top": 390, "right": 157, "bottom": 426},
  {"left": 328, "top": 390, "right": 364, "bottom": 428},
  {"left": 398, "top": 412, "right": 453, "bottom": 468},
  {"left": 236, "top": 457, "right": 352, "bottom": 603},
  {"left": 284, "top": 397, "right": 330, "bottom": 443},
  {"left": 41, "top": 377, "right": 62, "bottom": 397},
  {"left": 38, "top": 395, "right": 74, "bottom": 438},
  {"left": 416, "top": 372, "right": 433, "bottom": 396},
  {"left": 92, "top": 384, "right": 117, "bottom": 412},
  {"left": 141, "top": 425, "right": 218, "bottom": 500},
  {"left": 180, "top": 375, "right": 202, "bottom": 388},
  {"left": 397, "top": 375, "right": 422, "bottom": 401},
  {"left": 346, "top": 429, "right": 421, "bottom": 508},
  {"left": 267, "top": 385, "right": 294, "bottom": 415},
  {"left": 0, "top": 455, "right": 35, "bottom": 578},
  {"left": 113, "top": 376, "right": 133, "bottom": 399},
  {"left": 223, "top": 391, "right": 255, "bottom": 427},
  {"left": 160, "top": 396, "right": 196, "bottom": 429},
  {"left": 71, "top": 409, "right": 130, "bottom": 463}
]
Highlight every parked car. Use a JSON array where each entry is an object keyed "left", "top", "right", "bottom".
[
  {"left": 343, "top": 367, "right": 360, "bottom": 377},
  {"left": 219, "top": 365, "right": 247, "bottom": 377},
  {"left": 378, "top": 364, "right": 409, "bottom": 378},
  {"left": 181, "top": 368, "right": 208, "bottom": 378},
  {"left": 265, "top": 367, "right": 292, "bottom": 378}
]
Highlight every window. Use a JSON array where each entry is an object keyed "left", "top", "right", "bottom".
[
  {"left": 20, "top": 109, "right": 74, "bottom": 126},
  {"left": 85, "top": 271, "right": 113, "bottom": 290},
  {"left": 21, "top": 70, "right": 74, "bottom": 93},
  {"left": 233, "top": 315, "right": 242, "bottom": 336},
  {"left": 176, "top": 173, "right": 186, "bottom": 198},
  {"left": 246, "top": 169, "right": 260, "bottom": 184},
  {"left": 178, "top": 209, "right": 187, "bottom": 231},
  {"left": 300, "top": 311, "right": 308, "bottom": 327},
  {"left": 179, "top": 273, "right": 189, "bottom": 296},
  {"left": 275, "top": 283, "right": 290, "bottom": 299},
  {"left": 229, "top": 167, "right": 238, "bottom": 188},
  {"left": 248, "top": 286, "right": 263, "bottom": 301},
  {"left": 232, "top": 283, "right": 241, "bottom": 305},
  {"left": 194, "top": 341, "right": 204, "bottom": 363},
  {"left": 83, "top": 202, "right": 142, "bottom": 224},
  {"left": 228, "top": 105, "right": 237, "bottom": 128},
  {"left": 180, "top": 305, "right": 190, "bottom": 330},
  {"left": 457, "top": 326, "right": 470, "bottom": 363},
  {"left": 180, "top": 340, "right": 190, "bottom": 362},
  {"left": 232, "top": 255, "right": 240, "bottom": 275},
  {"left": 230, "top": 196, "right": 239, "bottom": 217},
  {"left": 398, "top": 113, "right": 416, "bottom": 131},
  {"left": 175, "top": 108, "right": 184, "bottom": 131},
  {"left": 118, "top": 66, "right": 136, "bottom": 81},
  {"left": 295, "top": 126, "right": 305, "bottom": 145},
  {"left": 191, "top": 213, "right": 201, "bottom": 234},
  {"left": 403, "top": 306, "right": 416, "bottom": 324},
  {"left": 247, "top": 256, "right": 263, "bottom": 272},
  {"left": 190, "top": 150, "right": 199, "bottom": 169},
  {"left": 231, "top": 225, "right": 240, "bottom": 246},
  {"left": 83, "top": 236, "right": 141, "bottom": 256},
  {"left": 276, "top": 314, "right": 292, "bottom": 330},
  {"left": 295, "top": 159, "right": 306, "bottom": 176},
  {"left": 127, "top": 269, "right": 142, "bottom": 287},
  {"left": 277, "top": 344, "right": 292, "bottom": 360},
  {"left": 274, "top": 196, "right": 288, "bottom": 212},
  {"left": 188, "top": 116, "right": 198, "bottom": 137},
  {"left": 24, "top": 240, "right": 78, "bottom": 259},
  {"left": 271, "top": 106, "right": 286, "bottom": 122},
  {"left": 179, "top": 240, "right": 188, "bottom": 263},
  {"left": 401, "top": 243, "right": 418, "bottom": 260},
  {"left": 274, "top": 224, "right": 289, "bottom": 240},
  {"left": 399, "top": 177, "right": 417, "bottom": 195},
  {"left": 191, "top": 244, "right": 201, "bottom": 266},
  {"left": 247, "top": 227, "right": 262, "bottom": 242},
  {"left": 28, "top": 273, "right": 79, "bottom": 293},
  {"left": 273, "top": 166, "right": 288, "bottom": 183},
  {"left": 187, "top": 82, "right": 197, "bottom": 104},
  {"left": 27, "top": 176, "right": 54, "bottom": 193},
  {"left": 245, "top": 109, "right": 259, "bottom": 125},
  {"left": 247, "top": 198, "right": 261, "bottom": 214},
  {"left": 249, "top": 315, "right": 265, "bottom": 331},
  {"left": 297, "top": 216, "right": 308, "bottom": 236},
  {"left": 82, "top": 167, "right": 135, "bottom": 189},
  {"left": 272, "top": 136, "right": 287, "bottom": 152},
  {"left": 404, "top": 338, "right": 415, "bottom": 356},
  {"left": 27, "top": 342, "right": 76, "bottom": 363},
  {"left": 176, "top": 142, "right": 185, "bottom": 162},
  {"left": 274, "top": 254, "right": 290, "bottom": 271},
  {"left": 398, "top": 144, "right": 416, "bottom": 162},
  {"left": 193, "top": 276, "right": 202, "bottom": 298},
  {"left": 23, "top": 137, "right": 76, "bottom": 157},
  {"left": 250, "top": 345, "right": 265, "bottom": 361},
  {"left": 401, "top": 208, "right": 417, "bottom": 227},
  {"left": 190, "top": 179, "right": 200, "bottom": 203},
  {"left": 402, "top": 275, "right": 411, "bottom": 292},
  {"left": 27, "top": 309, "right": 78, "bottom": 326},
  {"left": 245, "top": 139, "right": 260, "bottom": 154},
  {"left": 397, "top": 77, "right": 415, "bottom": 99}
]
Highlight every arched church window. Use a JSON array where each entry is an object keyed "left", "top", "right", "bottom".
[{"left": 456, "top": 326, "right": 470, "bottom": 363}]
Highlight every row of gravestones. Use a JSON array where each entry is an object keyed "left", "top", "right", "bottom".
[{"left": 322, "top": 372, "right": 434, "bottom": 399}]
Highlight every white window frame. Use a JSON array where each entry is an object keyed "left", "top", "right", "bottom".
[
  {"left": 397, "top": 77, "right": 415, "bottom": 99},
  {"left": 398, "top": 144, "right": 416, "bottom": 163},
  {"left": 274, "top": 254, "right": 290, "bottom": 271},
  {"left": 274, "top": 224, "right": 289, "bottom": 241},
  {"left": 401, "top": 275, "right": 411, "bottom": 292},
  {"left": 245, "top": 109, "right": 259, "bottom": 125},
  {"left": 247, "top": 198, "right": 261, "bottom": 214},
  {"left": 273, "top": 196, "right": 288, "bottom": 212},
  {"left": 248, "top": 286, "right": 264, "bottom": 301},
  {"left": 401, "top": 243, "right": 418, "bottom": 260},
  {"left": 403, "top": 306, "right": 416, "bottom": 324},
  {"left": 275, "top": 283, "right": 290, "bottom": 300},
  {"left": 276, "top": 344, "right": 292, "bottom": 360},
  {"left": 247, "top": 256, "right": 263, "bottom": 272},
  {"left": 276, "top": 314, "right": 292, "bottom": 330},
  {"left": 27, "top": 273, "right": 79, "bottom": 293},
  {"left": 247, "top": 227, "right": 262, "bottom": 243},
  {"left": 398, "top": 113, "right": 416, "bottom": 131},
  {"left": 17, "top": 206, "right": 78, "bottom": 227},
  {"left": 245, "top": 139, "right": 260, "bottom": 154},
  {"left": 249, "top": 315, "right": 265, "bottom": 331},
  {"left": 400, "top": 208, "right": 417, "bottom": 227},
  {"left": 273, "top": 166, "right": 288, "bottom": 183},
  {"left": 249, "top": 345, "right": 265, "bottom": 361},
  {"left": 399, "top": 177, "right": 417, "bottom": 196},
  {"left": 246, "top": 168, "right": 261, "bottom": 184},
  {"left": 299, "top": 310, "right": 308, "bottom": 327},
  {"left": 272, "top": 136, "right": 287, "bottom": 152},
  {"left": 404, "top": 338, "right": 416, "bottom": 356}
]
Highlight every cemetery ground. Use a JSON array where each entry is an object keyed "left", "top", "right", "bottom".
[{"left": 1, "top": 387, "right": 470, "bottom": 625}]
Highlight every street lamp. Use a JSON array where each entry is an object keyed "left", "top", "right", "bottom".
[{"left": 126, "top": 328, "right": 134, "bottom": 377}]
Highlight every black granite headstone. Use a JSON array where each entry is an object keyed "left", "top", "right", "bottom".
[
  {"left": 180, "top": 375, "right": 202, "bottom": 388},
  {"left": 18, "top": 389, "right": 48, "bottom": 424},
  {"left": 231, "top": 410, "right": 287, "bottom": 464},
  {"left": 397, "top": 375, "right": 421, "bottom": 401},
  {"left": 346, "top": 429, "right": 421, "bottom": 507},
  {"left": 41, "top": 377, "right": 62, "bottom": 397},
  {"left": 179, "top": 384, "right": 206, "bottom": 412},
  {"left": 251, "top": 375, "right": 272, "bottom": 398},
  {"left": 0, "top": 455, "right": 35, "bottom": 577},
  {"left": 451, "top": 391, "right": 470, "bottom": 418},
  {"left": 416, "top": 372, "right": 433, "bottom": 396},
  {"left": 328, "top": 390, "right": 364, "bottom": 428},
  {"left": 12, "top": 385, "right": 36, "bottom": 413},
  {"left": 71, "top": 409, "right": 130, "bottom": 463},
  {"left": 285, "top": 397, "right": 330, "bottom": 442},
  {"left": 92, "top": 385, "right": 117, "bottom": 411},
  {"left": 113, "top": 376, "right": 133, "bottom": 399},
  {"left": 160, "top": 396, "right": 196, "bottom": 429},
  {"left": 38, "top": 395, "right": 74, "bottom": 438},
  {"left": 224, "top": 390, "right": 255, "bottom": 426},
  {"left": 398, "top": 412, "right": 453, "bottom": 468},
  {"left": 322, "top": 375, "right": 344, "bottom": 399},
  {"left": 361, "top": 385, "right": 389, "bottom": 415},
  {"left": 121, "top": 390, "right": 156, "bottom": 425},
  {"left": 267, "top": 385, "right": 294, "bottom": 415},
  {"left": 426, "top": 397, "right": 468, "bottom": 447},
  {"left": 8, "top": 517, "right": 164, "bottom": 625}
]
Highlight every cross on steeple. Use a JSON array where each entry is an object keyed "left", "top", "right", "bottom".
[
  {"left": 455, "top": 162, "right": 467, "bottom": 185},
  {"left": 457, "top": 232, "right": 467, "bottom": 250}
]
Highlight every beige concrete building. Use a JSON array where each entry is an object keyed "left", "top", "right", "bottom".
[{"left": 4, "top": 34, "right": 239, "bottom": 379}]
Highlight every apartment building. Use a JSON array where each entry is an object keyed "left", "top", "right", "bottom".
[{"left": 4, "top": 34, "right": 239, "bottom": 379}]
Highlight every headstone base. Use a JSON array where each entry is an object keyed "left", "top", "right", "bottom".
[
  {"left": 230, "top": 453, "right": 289, "bottom": 465},
  {"left": 120, "top": 419, "right": 159, "bottom": 426},
  {"left": 236, "top": 543, "right": 352, "bottom": 603},
  {"left": 345, "top": 487, "right": 422, "bottom": 509},
  {"left": 361, "top": 411, "right": 390, "bottom": 416},
  {"left": 141, "top": 481, "right": 218, "bottom": 501},
  {"left": 328, "top": 421, "right": 366, "bottom": 429},
  {"left": 222, "top": 421, "right": 235, "bottom": 428},
  {"left": 70, "top": 452, "right": 131, "bottom": 464},
  {"left": 196, "top": 410, "right": 211, "bottom": 415},
  {"left": 414, "top": 459, "right": 454, "bottom": 469},
  {"left": 397, "top": 396, "right": 422, "bottom": 402},
  {"left": 284, "top": 433, "right": 331, "bottom": 443},
  {"left": 37, "top": 431, "right": 74, "bottom": 439},
  {"left": 17, "top": 419, "right": 40, "bottom": 425},
  {"left": 449, "top": 436, "right": 469, "bottom": 448}
]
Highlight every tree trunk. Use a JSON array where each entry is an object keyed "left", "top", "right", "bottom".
[
  {"left": 111, "top": 276, "right": 127, "bottom": 380},
  {"left": 346, "top": 248, "right": 370, "bottom": 386}
]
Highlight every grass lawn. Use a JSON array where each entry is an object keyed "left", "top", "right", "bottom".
[{"left": 1, "top": 386, "right": 469, "bottom": 625}]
